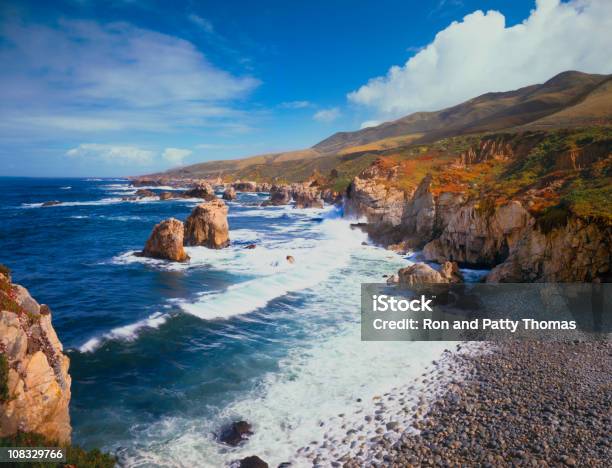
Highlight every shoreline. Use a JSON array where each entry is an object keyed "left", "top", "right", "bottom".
[{"left": 341, "top": 341, "right": 611, "bottom": 467}]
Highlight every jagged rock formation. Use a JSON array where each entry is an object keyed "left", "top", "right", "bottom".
[
  {"left": 487, "top": 216, "right": 612, "bottom": 282},
  {"left": 423, "top": 201, "right": 533, "bottom": 267},
  {"left": 293, "top": 186, "right": 324, "bottom": 209},
  {"left": 184, "top": 199, "right": 230, "bottom": 249},
  {"left": 183, "top": 183, "right": 216, "bottom": 200},
  {"left": 345, "top": 130, "right": 611, "bottom": 282},
  {"left": 232, "top": 181, "right": 258, "bottom": 192},
  {"left": 0, "top": 270, "right": 71, "bottom": 443},
  {"left": 390, "top": 261, "right": 463, "bottom": 286},
  {"left": 345, "top": 160, "right": 406, "bottom": 226},
  {"left": 222, "top": 187, "right": 237, "bottom": 201},
  {"left": 264, "top": 185, "right": 292, "bottom": 206},
  {"left": 142, "top": 218, "right": 189, "bottom": 262}
]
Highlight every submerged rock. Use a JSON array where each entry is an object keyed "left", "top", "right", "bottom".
[
  {"left": 42, "top": 200, "right": 61, "bottom": 207},
  {"left": 219, "top": 420, "right": 253, "bottom": 446},
  {"left": 222, "top": 187, "right": 237, "bottom": 201},
  {"left": 142, "top": 218, "right": 189, "bottom": 262},
  {"left": 184, "top": 199, "right": 230, "bottom": 248}
]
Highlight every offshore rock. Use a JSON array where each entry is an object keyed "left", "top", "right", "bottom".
[
  {"left": 293, "top": 187, "right": 324, "bottom": 209},
  {"left": 142, "top": 218, "right": 189, "bottom": 262},
  {"left": 184, "top": 199, "right": 230, "bottom": 249},
  {"left": 183, "top": 183, "right": 216, "bottom": 201},
  {"left": 222, "top": 187, "right": 237, "bottom": 201}
]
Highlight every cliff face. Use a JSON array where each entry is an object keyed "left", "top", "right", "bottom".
[
  {"left": 344, "top": 129, "right": 611, "bottom": 282},
  {"left": 0, "top": 269, "right": 71, "bottom": 443}
]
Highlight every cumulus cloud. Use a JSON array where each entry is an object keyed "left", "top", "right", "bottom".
[
  {"left": 313, "top": 107, "right": 341, "bottom": 123},
  {"left": 163, "top": 147, "right": 192, "bottom": 164},
  {"left": 279, "top": 100, "right": 312, "bottom": 109},
  {"left": 349, "top": 0, "right": 612, "bottom": 118},
  {"left": 66, "top": 144, "right": 154, "bottom": 165},
  {"left": 0, "top": 18, "right": 259, "bottom": 135}
]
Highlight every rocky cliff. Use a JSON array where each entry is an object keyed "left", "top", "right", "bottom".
[
  {"left": 344, "top": 129, "right": 611, "bottom": 282},
  {"left": 0, "top": 268, "right": 71, "bottom": 443}
]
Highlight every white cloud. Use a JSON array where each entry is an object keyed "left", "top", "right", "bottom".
[
  {"left": 163, "top": 147, "right": 192, "bottom": 164},
  {"left": 313, "top": 107, "right": 341, "bottom": 123},
  {"left": 360, "top": 120, "right": 382, "bottom": 129},
  {"left": 188, "top": 14, "right": 215, "bottom": 34},
  {"left": 0, "top": 18, "right": 259, "bottom": 135},
  {"left": 66, "top": 144, "right": 154, "bottom": 165},
  {"left": 349, "top": 0, "right": 612, "bottom": 118},
  {"left": 279, "top": 100, "right": 312, "bottom": 109}
]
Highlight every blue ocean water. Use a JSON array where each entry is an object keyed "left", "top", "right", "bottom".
[{"left": 0, "top": 177, "right": 453, "bottom": 467}]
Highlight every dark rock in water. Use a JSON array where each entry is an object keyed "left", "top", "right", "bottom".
[
  {"left": 245, "top": 244, "right": 257, "bottom": 249},
  {"left": 183, "top": 183, "right": 216, "bottom": 200},
  {"left": 135, "top": 189, "right": 156, "bottom": 198},
  {"left": 286, "top": 255, "right": 295, "bottom": 264},
  {"left": 159, "top": 191, "right": 176, "bottom": 200},
  {"left": 277, "top": 463, "right": 292, "bottom": 468},
  {"left": 219, "top": 420, "right": 253, "bottom": 446},
  {"left": 238, "top": 456, "right": 268, "bottom": 468},
  {"left": 263, "top": 185, "right": 292, "bottom": 206},
  {"left": 222, "top": 187, "right": 237, "bottom": 201},
  {"left": 42, "top": 200, "right": 61, "bottom": 207},
  {"left": 311, "top": 217, "right": 324, "bottom": 223}
]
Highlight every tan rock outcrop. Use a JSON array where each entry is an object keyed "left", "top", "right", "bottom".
[
  {"left": 183, "top": 183, "right": 216, "bottom": 200},
  {"left": 184, "top": 199, "right": 230, "bottom": 248},
  {"left": 0, "top": 272, "right": 71, "bottom": 443},
  {"left": 423, "top": 201, "right": 533, "bottom": 266},
  {"left": 264, "top": 185, "right": 292, "bottom": 206},
  {"left": 294, "top": 187, "right": 324, "bottom": 209},
  {"left": 487, "top": 216, "right": 612, "bottom": 282},
  {"left": 142, "top": 218, "right": 189, "bottom": 262},
  {"left": 222, "top": 187, "right": 237, "bottom": 201},
  {"left": 396, "top": 261, "right": 463, "bottom": 286}
]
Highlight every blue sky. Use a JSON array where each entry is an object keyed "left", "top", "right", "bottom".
[{"left": 0, "top": 0, "right": 610, "bottom": 177}]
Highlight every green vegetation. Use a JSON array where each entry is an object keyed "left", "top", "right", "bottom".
[
  {"left": 0, "top": 432, "right": 116, "bottom": 468},
  {"left": 0, "top": 354, "right": 8, "bottom": 403},
  {"left": 536, "top": 202, "right": 571, "bottom": 234}
]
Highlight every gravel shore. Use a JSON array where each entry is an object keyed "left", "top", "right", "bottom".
[{"left": 343, "top": 341, "right": 611, "bottom": 467}]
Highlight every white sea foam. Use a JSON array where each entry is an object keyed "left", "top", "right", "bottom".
[
  {"left": 178, "top": 217, "right": 366, "bottom": 320},
  {"left": 78, "top": 312, "right": 170, "bottom": 353},
  {"left": 117, "top": 242, "right": 449, "bottom": 468},
  {"left": 20, "top": 197, "right": 160, "bottom": 209},
  {"left": 60, "top": 186, "right": 72, "bottom": 190}
]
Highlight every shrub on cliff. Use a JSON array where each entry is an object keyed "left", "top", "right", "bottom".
[
  {"left": 0, "top": 432, "right": 116, "bottom": 468},
  {"left": 0, "top": 354, "right": 8, "bottom": 403}
]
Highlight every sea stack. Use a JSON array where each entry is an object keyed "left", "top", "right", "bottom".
[
  {"left": 183, "top": 183, "right": 216, "bottom": 200},
  {"left": 184, "top": 199, "right": 230, "bottom": 248},
  {"left": 142, "top": 218, "right": 189, "bottom": 262},
  {"left": 222, "top": 187, "right": 237, "bottom": 201},
  {"left": 265, "top": 185, "right": 292, "bottom": 205},
  {"left": 0, "top": 268, "right": 72, "bottom": 443}
]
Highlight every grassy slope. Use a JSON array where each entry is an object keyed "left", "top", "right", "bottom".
[{"left": 148, "top": 72, "right": 610, "bottom": 186}]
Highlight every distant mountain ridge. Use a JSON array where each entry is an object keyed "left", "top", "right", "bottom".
[{"left": 148, "top": 70, "right": 611, "bottom": 180}]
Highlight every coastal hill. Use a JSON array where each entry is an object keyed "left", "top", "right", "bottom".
[{"left": 145, "top": 71, "right": 611, "bottom": 183}]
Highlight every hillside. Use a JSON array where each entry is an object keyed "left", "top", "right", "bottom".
[{"left": 143, "top": 71, "right": 611, "bottom": 184}]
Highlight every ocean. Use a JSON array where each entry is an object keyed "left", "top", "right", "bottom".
[{"left": 0, "top": 177, "right": 459, "bottom": 467}]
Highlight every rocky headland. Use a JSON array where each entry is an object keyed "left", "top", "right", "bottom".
[{"left": 0, "top": 267, "right": 71, "bottom": 443}]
